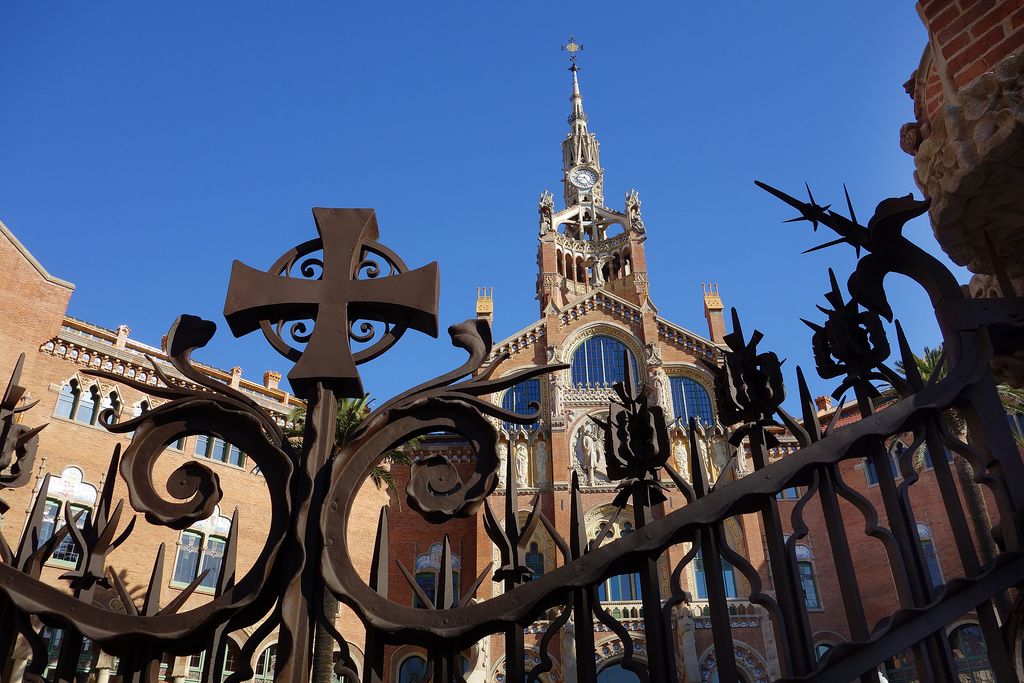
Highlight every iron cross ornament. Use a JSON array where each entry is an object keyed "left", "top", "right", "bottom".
[{"left": 223, "top": 207, "right": 439, "bottom": 397}]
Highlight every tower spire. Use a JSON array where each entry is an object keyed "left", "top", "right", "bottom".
[
  {"left": 559, "top": 36, "right": 603, "bottom": 207},
  {"left": 563, "top": 36, "right": 588, "bottom": 134}
]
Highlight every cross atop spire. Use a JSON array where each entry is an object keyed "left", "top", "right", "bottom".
[{"left": 561, "top": 35, "right": 584, "bottom": 69}]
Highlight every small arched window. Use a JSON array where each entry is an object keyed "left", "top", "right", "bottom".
[
  {"left": 570, "top": 336, "right": 638, "bottom": 387},
  {"left": 172, "top": 511, "right": 231, "bottom": 591},
  {"left": 669, "top": 376, "right": 713, "bottom": 427},
  {"left": 949, "top": 623, "right": 993, "bottom": 678},
  {"left": 525, "top": 541, "right": 544, "bottom": 580},
  {"left": 398, "top": 655, "right": 427, "bottom": 683},
  {"left": 501, "top": 379, "right": 541, "bottom": 430},
  {"left": 254, "top": 644, "right": 276, "bottom": 681},
  {"left": 917, "top": 523, "right": 943, "bottom": 589},
  {"left": 694, "top": 549, "right": 738, "bottom": 600},
  {"left": 54, "top": 379, "right": 119, "bottom": 426},
  {"left": 412, "top": 543, "right": 460, "bottom": 608},
  {"left": 795, "top": 545, "right": 821, "bottom": 609}
]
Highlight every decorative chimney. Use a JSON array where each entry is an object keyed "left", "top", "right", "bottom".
[
  {"left": 703, "top": 283, "right": 726, "bottom": 344},
  {"left": 229, "top": 366, "right": 243, "bottom": 388},
  {"left": 476, "top": 287, "right": 494, "bottom": 327},
  {"left": 115, "top": 324, "right": 131, "bottom": 349},
  {"left": 815, "top": 395, "right": 834, "bottom": 413},
  {"left": 263, "top": 370, "right": 281, "bottom": 390}
]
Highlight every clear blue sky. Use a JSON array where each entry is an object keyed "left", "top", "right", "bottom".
[{"left": 0, "top": 2, "right": 956, "bottom": 406}]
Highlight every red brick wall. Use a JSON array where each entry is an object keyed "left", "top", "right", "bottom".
[{"left": 918, "top": 0, "right": 1024, "bottom": 118}]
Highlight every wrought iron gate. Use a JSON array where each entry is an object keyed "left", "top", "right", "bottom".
[{"left": 0, "top": 186, "right": 1022, "bottom": 682}]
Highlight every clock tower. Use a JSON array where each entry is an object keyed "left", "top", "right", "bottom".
[{"left": 536, "top": 45, "right": 651, "bottom": 312}]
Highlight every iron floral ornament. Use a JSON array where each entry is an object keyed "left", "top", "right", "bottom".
[
  {"left": 706, "top": 308, "right": 786, "bottom": 447},
  {"left": 592, "top": 351, "right": 671, "bottom": 506},
  {"left": 804, "top": 268, "right": 892, "bottom": 399}
]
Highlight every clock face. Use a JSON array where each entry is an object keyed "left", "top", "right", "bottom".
[{"left": 569, "top": 167, "right": 598, "bottom": 190}]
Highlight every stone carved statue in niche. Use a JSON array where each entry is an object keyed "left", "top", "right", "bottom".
[
  {"left": 539, "top": 190, "right": 555, "bottom": 235},
  {"left": 578, "top": 420, "right": 607, "bottom": 483},
  {"left": 648, "top": 366, "right": 668, "bottom": 411},
  {"left": 710, "top": 430, "right": 732, "bottom": 474},
  {"left": 672, "top": 439, "right": 688, "bottom": 478},
  {"left": 625, "top": 189, "right": 646, "bottom": 233},
  {"left": 497, "top": 442, "right": 508, "bottom": 487},
  {"left": 550, "top": 376, "right": 564, "bottom": 419},
  {"left": 515, "top": 441, "right": 529, "bottom": 487},
  {"left": 534, "top": 439, "right": 549, "bottom": 486}
]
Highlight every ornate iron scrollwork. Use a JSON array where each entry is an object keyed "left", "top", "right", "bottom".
[{"left": 0, "top": 184, "right": 1021, "bottom": 683}]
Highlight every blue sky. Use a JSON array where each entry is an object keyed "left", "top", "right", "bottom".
[{"left": 0, "top": 2, "right": 954, "bottom": 406}]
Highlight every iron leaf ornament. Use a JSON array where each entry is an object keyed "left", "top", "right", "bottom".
[{"left": 0, "top": 354, "right": 45, "bottom": 513}]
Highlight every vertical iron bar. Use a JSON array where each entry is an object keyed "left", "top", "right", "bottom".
[
  {"left": 747, "top": 429, "right": 816, "bottom": 676},
  {"left": 570, "top": 472, "right": 597, "bottom": 683},
  {"left": 816, "top": 466, "right": 879, "bottom": 683},
  {"left": 362, "top": 506, "right": 390, "bottom": 683},
  {"left": 203, "top": 508, "right": 239, "bottom": 683},
  {"left": 961, "top": 376, "right": 1024, "bottom": 554},
  {"left": 632, "top": 482, "right": 673, "bottom": 683},
  {"left": 702, "top": 525, "right": 739, "bottom": 683},
  {"left": 503, "top": 446, "right": 525, "bottom": 683},
  {"left": 276, "top": 381, "right": 337, "bottom": 683},
  {"left": 853, "top": 388, "right": 956, "bottom": 682},
  {"left": 920, "top": 413, "right": 1016, "bottom": 679}
]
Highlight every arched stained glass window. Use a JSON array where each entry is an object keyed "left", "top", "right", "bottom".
[
  {"left": 501, "top": 379, "right": 541, "bottom": 430},
  {"left": 571, "top": 336, "right": 638, "bottom": 387},
  {"left": 669, "top": 376, "right": 713, "bottom": 427}
]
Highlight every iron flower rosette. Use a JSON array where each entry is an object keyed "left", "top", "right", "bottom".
[
  {"left": 804, "top": 269, "right": 891, "bottom": 399},
  {"left": 706, "top": 309, "right": 787, "bottom": 447},
  {"left": 593, "top": 353, "right": 671, "bottom": 506}
]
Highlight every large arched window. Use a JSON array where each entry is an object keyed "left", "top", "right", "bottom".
[
  {"left": 501, "top": 379, "right": 541, "bottom": 430},
  {"left": 398, "top": 655, "right": 427, "bottom": 683},
  {"left": 571, "top": 336, "right": 638, "bottom": 387},
  {"left": 669, "top": 376, "right": 713, "bottom": 427}
]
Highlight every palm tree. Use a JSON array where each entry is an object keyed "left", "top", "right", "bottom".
[
  {"left": 898, "top": 346, "right": 1024, "bottom": 566},
  {"left": 285, "top": 396, "right": 413, "bottom": 683}
]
